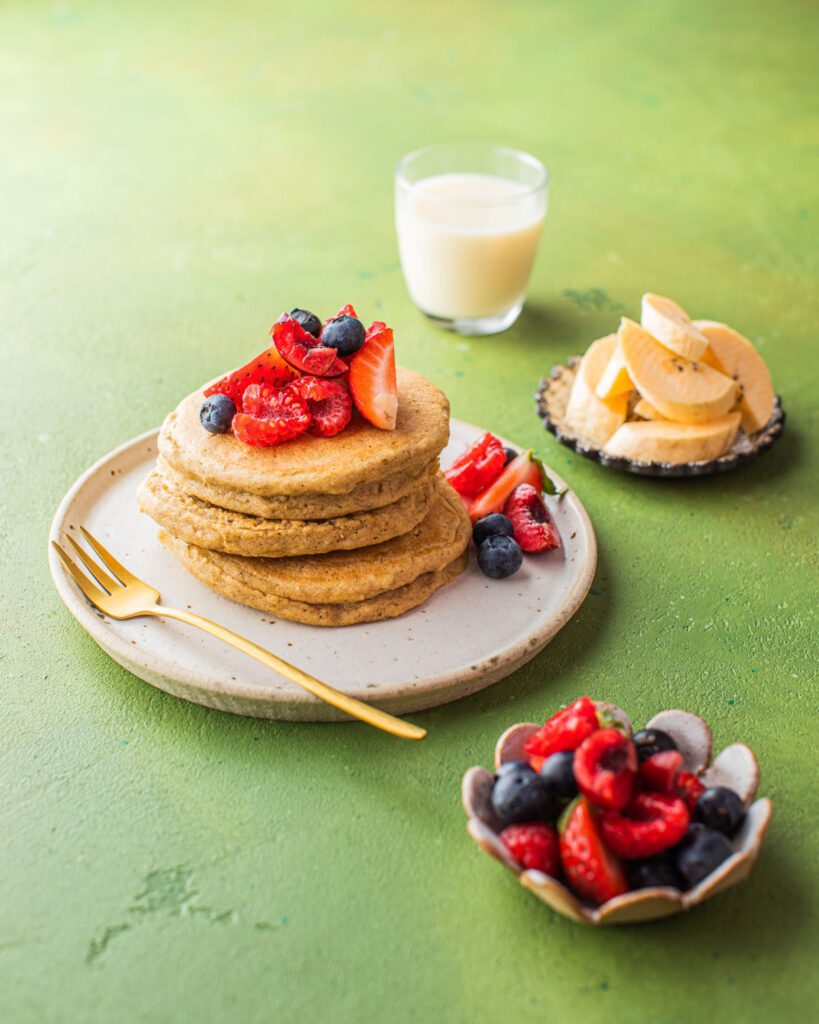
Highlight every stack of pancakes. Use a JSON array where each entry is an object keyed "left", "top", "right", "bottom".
[{"left": 138, "top": 368, "right": 472, "bottom": 626}]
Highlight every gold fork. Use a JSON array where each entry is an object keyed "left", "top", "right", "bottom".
[{"left": 52, "top": 527, "right": 426, "bottom": 741}]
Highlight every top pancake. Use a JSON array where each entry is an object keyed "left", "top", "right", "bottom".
[{"left": 158, "top": 367, "right": 450, "bottom": 498}]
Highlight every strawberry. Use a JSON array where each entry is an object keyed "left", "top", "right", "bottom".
[
  {"left": 272, "top": 315, "right": 348, "bottom": 378},
  {"left": 443, "top": 432, "right": 506, "bottom": 498},
  {"left": 639, "top": 750, "right": 683, "bottom": 794},
  {"left": 559, "top": 797, "right": 628, "bottom": 904},
  {"left": 294, "top": 376, "right": 352, "bottom": 437},
  {"left": 599, "top": 792, "right": 690, "bottom": 859},
  {"left": 326, "top": 303, "right": 358, "bottom": 324},
  {"left": 500, "top": 823, "right": 560, "bottom": 875},
  {"left": 574, "top": 729, "right": 637, "bottom": 810},
  {"left": 677, "top": 771, "right": 706, "bottom": 813},
  {"left": 233, "top": 383, "right": 311, "bottom": 447},
  {"left": 503, "top": 484, "right": 561, "bottom": 553},
  {"left": 524, "top": 696, "right": 600, "bottom": 772},
  {"left": 349, "top": 321, "right": 398, "bottom": 430},
  {"left": 203, "top": 344, "right": 298, "bottom": 406},
  {"left": 468, "top": 450, "right": 546, "bottom": 522}
]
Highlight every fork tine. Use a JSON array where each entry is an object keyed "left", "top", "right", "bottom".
[
  {"left": 52, "top": 541, "right": 109, "bottom": 608},
  {"left": 79, "top": 526, "right": 141, "bottom": 586},
  {"left": 65, "top": 534, "right": 120, "bottom": 594}
]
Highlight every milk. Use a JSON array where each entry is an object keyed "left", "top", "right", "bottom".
[{"left": 395, "top": 172, "right": 545, "bottom": 321}]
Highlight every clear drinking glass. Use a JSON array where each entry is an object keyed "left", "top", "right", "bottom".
[{"left": 395, "top": 143, "right": 548, "bottom": 335}]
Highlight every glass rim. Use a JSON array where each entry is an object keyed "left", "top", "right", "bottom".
[{"left": 395, "top": 143, "right": 549, "bottom": 207}]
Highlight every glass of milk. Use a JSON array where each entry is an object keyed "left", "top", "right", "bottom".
[{"left": 395, "top": 143, "right": 548, "bottom": 335}]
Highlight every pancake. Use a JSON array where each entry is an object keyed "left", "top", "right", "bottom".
[
  {"left": 138, "top": 467, "right": 436, "bottom": 558},
  {"left": 159, "top": 366, "right": 450, "bottom": 500},
  {"left": 156, "top": 454, "right": 441, "bottom": 520}
]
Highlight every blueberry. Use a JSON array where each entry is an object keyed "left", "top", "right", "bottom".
[
  {"left": 491, "top": 762, "right": 560, "bottom": 824},
  {"left": 199, "top": 394, "right": 236, "bottom": 434},
  {"left": 675, "top": 827, "right": 734, "bottom": 888},
  {"left": 539, "top": 750, "right": 578, "bottom": 802},
  {"left": 503, "top": 446, "right": 518, "bottom": 465},
  {"left": 628, "top": 854, "right": 684, "bottom": 891},
  {"left": 290, "top": 308, "right": 322, "bottom": 338},
  {"left": 632, "top": 728, "right": 678, "bottom": 763},
  {"left": 321, "top": 314, "right": 366, "bottom": 356},
  {"left": 472, "top": 513, "right": 515, "bottom": 547},
  {"left": 694, "top": 786, "right": 746, "bottom": 837},
  {"left": 477, "top": 535, "right": 523, "bottom": 579}
]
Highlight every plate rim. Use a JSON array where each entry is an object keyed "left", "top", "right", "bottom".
[{"left": 48, "top": 421, "right": 597, "bottom": 718}]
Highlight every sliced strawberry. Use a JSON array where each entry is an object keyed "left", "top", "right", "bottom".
[
  {"left": 233, "top": 383, "right": 311, "bottom": 447},
  {"left": 524, "top": 696, "right": 600, "bottom": 771},
  {"left": 349, "top": 322, "right": 398, "bottom": 430},
  {"left": 443, "top": 432, "right": 506, "bottom": 498},
  {"left": 639, "top": 750, "right": 683, "bottom": 794},
  {"left": 294, "top": 376, "right": 352, "bottom": 437},
  {"left": 499, "top": 823, "right": 559, "bottom": 875},
  {"left": 271, "top": 316, "right": 348, "bottom": 378},
  {"left": 677, "top": 771, "right": 706, "bottom": 813},
  {"left": 559, "top": 797, "right": 628, "bottom": 904},
  {"left": 503, "top": 483, "right": 561, "bottom": 552},
  {"left": 203, "top": 344, "right": 298, "bottom": 406},
  {"left": 326, "top": 303, "right": 358, "bottom": 324},
  {"left": 574, "top": 729, "right": 637, "bottom": 810},
  {"left": 599, "top": 793, "right": 690, "bottom": 859},
  {"left": 468, "top": 450, "right": 546, "bottom": 522}
]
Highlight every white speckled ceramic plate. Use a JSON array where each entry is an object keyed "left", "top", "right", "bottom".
[{"left": 48, "top": 421, "right": 596, "bottom": 721}]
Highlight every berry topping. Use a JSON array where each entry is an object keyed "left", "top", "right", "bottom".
[
  {"left": 293, "top": 376, "right": 353, "bottom": 438},
  {"left": 500, "top": 823, "right": 560, "bottom": 875},
  {"left": 677, "top": 771, "right": 706, "bottom": 813},
  {"left": 523, "top": 696, "right": 600, "bottom": 771},
  {"left": 632, "top": 728, "right": 678, "bottom": 763},
  {"left": 472, "top": 513, "right": 515, "bottom": 547},
  {"left": 558, "top": 797, "right": 628, "bottom": 904},
  {"left": 491, "top": 761, "right": 561, "bottom": 825},
  {"left": 627, "top": 854, "right": 684, "bottom": 891},
  {"left": 199, "top": 394, "right": 236, "bottom": 434},
  {"left": 289, "top": 307, "right": 323, "bottom": 338},
  {"left": 574, "top": 729, "right": 638, "bottom": 810},
  {"left": 272, "top": 315, "right": 348, "bottom": 378},
  {"left": 503, "top": 483, "right": 561, "bottom": 553},
  {"left": 502, "top": 446, "right": 518, "bottom": 465},
  {"left": 599, "top": 792, "right": 690, "bottom": 859},
  {"left": 476, "top": 535, "right": 523, "bottom": 579},
  {"left": 444, "top": 433, "right": 506, "bottom": 499},
  {"left": 694, "top": 786, "right": 746, "bottom": 837},
  {"left": 539, "top": 750, "right": 579, "bottom": 803},
  {"left": 327, "top": 303, "right": 358, "bottom": 323},
  {"left": 203, "top": 344, "right": 298, "bottom": 406},
  {"left": 348, "top": 322, "right": 398, "bottom": 430},
  {"left": 468, "top": 449, "right": 547, "bottom": 522},
  {"left": 232, "top": 383, "right": 311, "bottom": 447},
  {"left": 676, "top": 826, "right": 734, "bottom": 888},
  {"left": 321, "top": 314, "right": 366, "bottom": 357},
  {"left": 639, "top": 749, "right": 683, "bottom": 794}
]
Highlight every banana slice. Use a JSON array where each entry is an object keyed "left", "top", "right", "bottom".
[
  {"left": 641, "top": 293, "right": 708, "bottom": 360},
  {"left": 595, "top": 340, "right": 633, "bottom": 400},
  {"left": 619, "top": 318, "right": 738, "bottom": 424},
  {"left": 563, "top": 334, "right": 628, "bottom": 447},
  {"left": 632, "top": 397, "right": 662, "bottom": 420},
  {"left": 603, "top": 413, "right": 741, "bottom": 464},
  {"left": 694, "top": 321, "right": 774, "bottom": 434}
]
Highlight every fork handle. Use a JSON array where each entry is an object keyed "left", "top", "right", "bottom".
[{"left": 150, "top": 605, "right": 426, "bottom": 741}]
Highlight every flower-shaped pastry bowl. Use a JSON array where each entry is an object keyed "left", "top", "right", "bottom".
[{"left": 462, "top": 708, "right": 773, "bottom": 925}]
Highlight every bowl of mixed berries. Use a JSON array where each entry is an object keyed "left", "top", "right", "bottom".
[{"left": 462, "top": 698, "right": 772, "bottom": 924}]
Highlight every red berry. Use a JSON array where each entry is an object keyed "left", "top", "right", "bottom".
[
  {"left": 499, "top": 823, "right": 560, "bottom": 875},
  {"left": 600, "top": 792, "right": 690, "bottom": 859},
  {"left": 639, "top": 750, "right": 683, "bottom": 794},
  {"left": 348, "top": 321, "right": 398, "bottom": 430},
  {"left": 677, "top": 771, "right": 707, "bottom": 813},
  {"left": 294, "top": 376, "right": 352, "bottom": 437},
  {"left": 203, "top": 344, "right": 298, "bottom": 406},
  {"left": 443, "top": 432, "right": 506, "bottom": 498},
  {"left": 468, "top": 450, "right": 546, "bottom": 522},
  {"left": 524, "top": 696, "right": 600, "bottom": 771},
  {"left": 559, "top": 797, "right": 628, "bottom": 904},
  {"left": 233, "top": 383, "right": 311, "bottom": 447},
  {"left": 272, "top": 315, "right": 348, "bottom": 378},
  {"left": 574, "top": 729, "right": 637, "bottom": 810},
  {"left": 503, "top": 483, "right": 561, "bottom": 553},
  {"left": 326, "top": 303, "right": 358, "bottom": 324}
]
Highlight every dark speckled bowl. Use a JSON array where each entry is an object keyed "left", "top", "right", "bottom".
[{"left": 535, "top": 357, "right": 786, "bottom": 478}]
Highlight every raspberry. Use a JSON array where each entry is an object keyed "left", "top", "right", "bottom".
[
  {"left": 599, "top": 792, "right": 690, "bottom": 859},
  {"left": 272, "top": 315, "right": 348, "bottom": 378},
  {"left": 573, "top": 729, "right": 637, "bottom": 810},
  {"left": 503, "top": 483, "right": 561, "bottom": 553},
  {"left": 233, "top": 383, "right": 311, "bottom": 447},
  {"left": 294, "top": 376, "right": 352, "bottom": 437},
  {"left": 677, "top": 771, "right": 706, "bottom": 813},
  {"left": 559, "top": 797, "right": 628, "bottom": 904},
  {"left": 639, "top": 750, "right": 683, "bottom": 794},
  {"left": 499, "top": 823, "right": 559, "bottom": 875},
  {"left": 524, "top": 696, "right": 600, "bottom": 772},
  {"left": 444, "top": 432, "right": 506, "bottom": 498},
  {"left": 203, "top": 344, "right": 297, "bottom": 406}
]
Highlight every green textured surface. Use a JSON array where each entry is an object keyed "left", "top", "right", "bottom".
[{"left": 2, "top": 1, "right": 817, "bottom": 1021}]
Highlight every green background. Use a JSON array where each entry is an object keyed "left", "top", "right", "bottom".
[{"left": 2, "top": 1, "right": 817, "bottom": 1021}]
